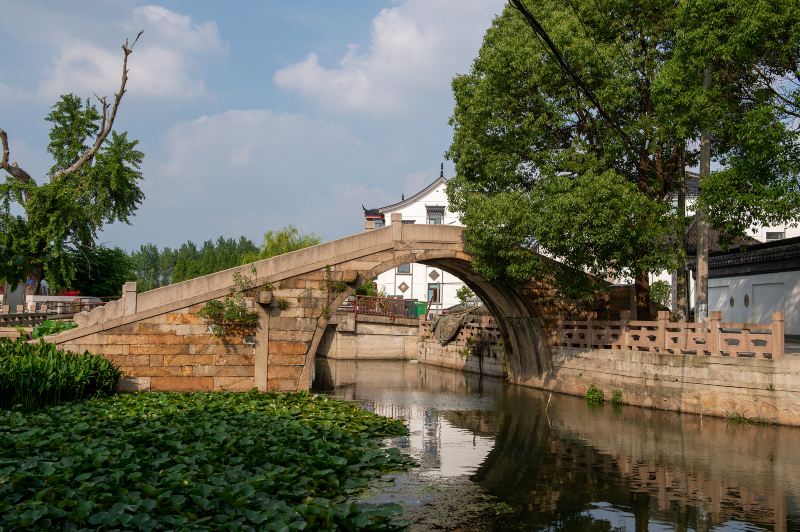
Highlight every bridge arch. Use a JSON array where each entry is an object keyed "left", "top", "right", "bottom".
[
  {"left": 52, "top": 223, "right": 553, "bottom": 392},
  {"left": 360, "top": 250, "right": 551, "bottom": 381}
]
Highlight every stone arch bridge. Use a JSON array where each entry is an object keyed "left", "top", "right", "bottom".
[{"left": 53, "top": 219, "right": 552, "bottom": 392}]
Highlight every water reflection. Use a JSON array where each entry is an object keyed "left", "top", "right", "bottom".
[{"left": 314, "top": 359, "right": 800, "bottom": 531}]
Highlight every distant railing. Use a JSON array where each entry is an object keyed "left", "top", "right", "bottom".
[
  {"left": 0, "top": 298, "right": 112, "bottom": 327},
  {"left": 338, "top": 295, "right": 424, "bottom": 319},
  {"left": 556, "top": 310, "right": 785, "bottom": 359}
]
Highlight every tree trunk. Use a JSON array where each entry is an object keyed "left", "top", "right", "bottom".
[
  {"left": 24, "top": 264, "right": 43, "bottom": 296},
  {"left": 674, "top": 151, "right": 688, "bottom": 321},
  {"left": 695, "top": 65, "right": 713, "bottom": 322},
  {"left": 635, "top": 268, "right": 651, "bottom": 320}
]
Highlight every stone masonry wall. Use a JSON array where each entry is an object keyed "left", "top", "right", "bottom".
[
  {"left": 317, "top": 314, "right": 420, "bottom": 360},
  {"left": 58, "top": 305, "right": 255, "bottom": 392},
  {"left": 417, "top": 337, "right": 506, "bottom": 378},
  {"left": 58, "top": 270, "right": 337, "bottom": 393},
  {"left": 527, "top": 347, "right": 800, "bottom": 426}
]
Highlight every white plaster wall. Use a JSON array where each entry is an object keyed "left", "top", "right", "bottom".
[
  {"left": 709, "top": 271, "right": 800, "bottom": 334},
  {"left": 373, "top": 181, "right": 465, "bottom": 310}
]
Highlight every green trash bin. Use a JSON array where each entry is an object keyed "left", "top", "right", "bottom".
[{"left": 415, "top": 301, "right": 428, "bottom": 318}]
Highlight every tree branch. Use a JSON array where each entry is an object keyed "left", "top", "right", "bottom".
[
  {"left": 50, "top": 30, "right": 143, "bottom": 182},
  {"left": 0, "top": 128, "right": 34, "bottom": 186},
  {"left": 508, "top": 0, "right": 636, "bottom": 152}
]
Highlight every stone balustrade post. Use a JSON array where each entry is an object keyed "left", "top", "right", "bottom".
[
  {"left": 772, "top": 311, "right": 785, "bottom": 359},
  {"left": 620, "top": 310, "right": 631, "bottom": 350},
  {"left": 391, "top": 212, "right": 403, "bottom": 242},
  {"left": 657, "top": 310, "right": 669, "bottom": 352},
  {"left": 364, "top": 220, "right": 375, "bottom": 231},
  {"left": 586, "top": 311, "right": 596, "bottom": 349},
  {"left": 709, "top": 311, "right": 721, "bottom": 355},
  {"left": 122, "top": 282, "right": 138, "bottom": 316}
]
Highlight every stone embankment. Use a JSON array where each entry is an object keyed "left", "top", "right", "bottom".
[
  {"left": 321, "top": 311, "right": 800, "bottom": 426},
  {"left": 317, "top": 312, "right": 506, "bottom": 378}
]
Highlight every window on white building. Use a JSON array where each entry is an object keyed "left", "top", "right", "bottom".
[
  {"left": 426, "top": 205, "right": 445, "bottom": 225},
  {"left": 373, "top": 219, "right": 385, "bottom": 228},
  {"left": 766, "top": 231, "right": 785, "bottom": 241},
  {"left": 427, "top": 283, "right": 440, "bottom": 303},
  {"left": 397, "top": 263, "right": 411, "bottom": 274}
]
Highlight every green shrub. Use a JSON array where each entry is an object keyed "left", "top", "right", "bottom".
[
  {"left": 610, "top": 388, "right": 623, "bottom": 406},
  {"left": 31, "top": 319, "right": 77, "bottom": 339},
  {"left": 585, "top": 384, "right": 604, "bottom": 405},
  {"left": 277, "top": 297, "right": 290, "bottom": 311},
  {"left": 198, "top": 270, "right": 259, "bottom": 337},
  {"left": 0, "top": 339, "right": 121, "bottom": 411}
]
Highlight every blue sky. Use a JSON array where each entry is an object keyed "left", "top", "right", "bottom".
[{"left": 0, "top": 0, "right": 504, "bottom": 251}]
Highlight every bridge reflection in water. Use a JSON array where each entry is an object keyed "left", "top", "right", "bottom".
[{"left": 314, "top": 359, "right": 800, "bottom": 531}]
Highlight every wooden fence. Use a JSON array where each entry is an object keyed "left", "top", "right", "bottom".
[{"left": 556, "top": 310, "right": 785, "bottom": 359}]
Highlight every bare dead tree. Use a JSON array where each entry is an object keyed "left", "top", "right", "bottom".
[{"left": 0, "top": 30, "right": 143, "bottom": 194}]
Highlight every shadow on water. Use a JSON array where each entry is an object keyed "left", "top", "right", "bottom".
[{"left": 314, "top": 358, "right": 800, "bottom": 531}]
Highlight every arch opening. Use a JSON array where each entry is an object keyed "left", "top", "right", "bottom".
[{"left": 353, "top": 250, "right": 553, "bottom": 383}]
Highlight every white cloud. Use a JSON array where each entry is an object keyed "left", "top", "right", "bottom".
[
  {"left": 161, "top": 109, "right": 361, "bottom": 178},
  {"left": 0, "top": 81, "right": 31, "bottom": 102},
  {"left": 37, "top": 5, "right": 225, "bottom": 100},
  {"left": 106, "top": 109, "right": 373, "bottom": 245},
  {"left": 274, "top": 0, "right": 503, "bottom": 115}
]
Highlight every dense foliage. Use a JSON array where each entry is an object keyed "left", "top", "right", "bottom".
[
  {"left": 31, "top": 320, "right": 77, "bottom": 339},
  {"left": 0, "top": 340, "right": 120, "bottom": 411},
  {"left": 241, "top": 225, "right": 322, "bottom": 263},
  {"left": 650, "top": 280, "right": 671, "bottom": 310},
  {"left": 0, "top": 239, "right": 28, "bottom": 288},
  {"left": 70, "top": 246, "right": 135, "bottom": 296},
  {"left": 129, "top": 236, "right": 258, "bottom": 291},
  {"left": 0, "top": 392, "right": 412, "bottom": 530},
  {"left": 0, "top": 95, "right": 144, "bottom": 292},
  {"left": 129, "top": 227, "right": 320, "bottom": 291},
  {"left": 447, "top": 1, "right": 800, "bottom": 309}
]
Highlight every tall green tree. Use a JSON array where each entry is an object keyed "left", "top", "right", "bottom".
[
  {"left": 0, "top": 33, "right": 144, "bottom": 293},
  {"left": 70, "top": 246, "right": 135, "bottom": 297},
  {"left": 241, "top": 225, "right": 321, "bottom": 263},
  {"left": 447, "top": 1, "right": 799, "bottom": 317}
]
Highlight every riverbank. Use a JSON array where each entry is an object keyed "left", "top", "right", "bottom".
[
  {"left": 319, "top": 312, "right": 800, "bottom": 426},
  {"left": 520, "top": 347, "right": 800, "bottom": 426}
]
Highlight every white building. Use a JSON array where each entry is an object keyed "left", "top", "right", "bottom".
[
  {"left": 706, "top": 237, "right": 800, "bottom": 335},
  {"left": 363, "top": 170, "right": 466, "bottom": 311}
]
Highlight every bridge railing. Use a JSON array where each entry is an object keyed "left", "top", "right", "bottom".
[
  {"left": 338, "top": 295, "right": 422, "bottom": 319},
  {"left": 556, "top": 310, "right": 785, "bottom": 359},
  {"left": 0, "top": 299, "right": 111, "bottom": 327}
]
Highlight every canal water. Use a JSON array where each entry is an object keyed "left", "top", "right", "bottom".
[{"left": 313, "top": 359, "right": 800, "bottom": 531}]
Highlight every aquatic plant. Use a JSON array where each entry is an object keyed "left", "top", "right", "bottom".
[
  {"left": 610, "top": 388, "right": 623, "bottom": 406},
  {"left": 725, "top": 412, "right": 775, "bottom": 426},
  {"left": 0, "top": 391, "right": 412, "bottom": 530},
  {"left": 584, "top": 384, "right": 604, "bottom": 405},
  {"left": 0, "top": 339, "right": 120, "bottom": 411}
]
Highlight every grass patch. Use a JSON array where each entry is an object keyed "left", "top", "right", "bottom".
[
  {"left": 584, "top": 384, "right": 604, "bottom": 405},
  {"left": 0, "top": 391, "right": 413, "bottom": 530},
  {"left": 0, "top": 339, "right": 120, "bottom": 411}
]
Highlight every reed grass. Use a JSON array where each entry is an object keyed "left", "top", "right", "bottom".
[{"left": 0, "top": 339, "right": 121, "bottom": 411}]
